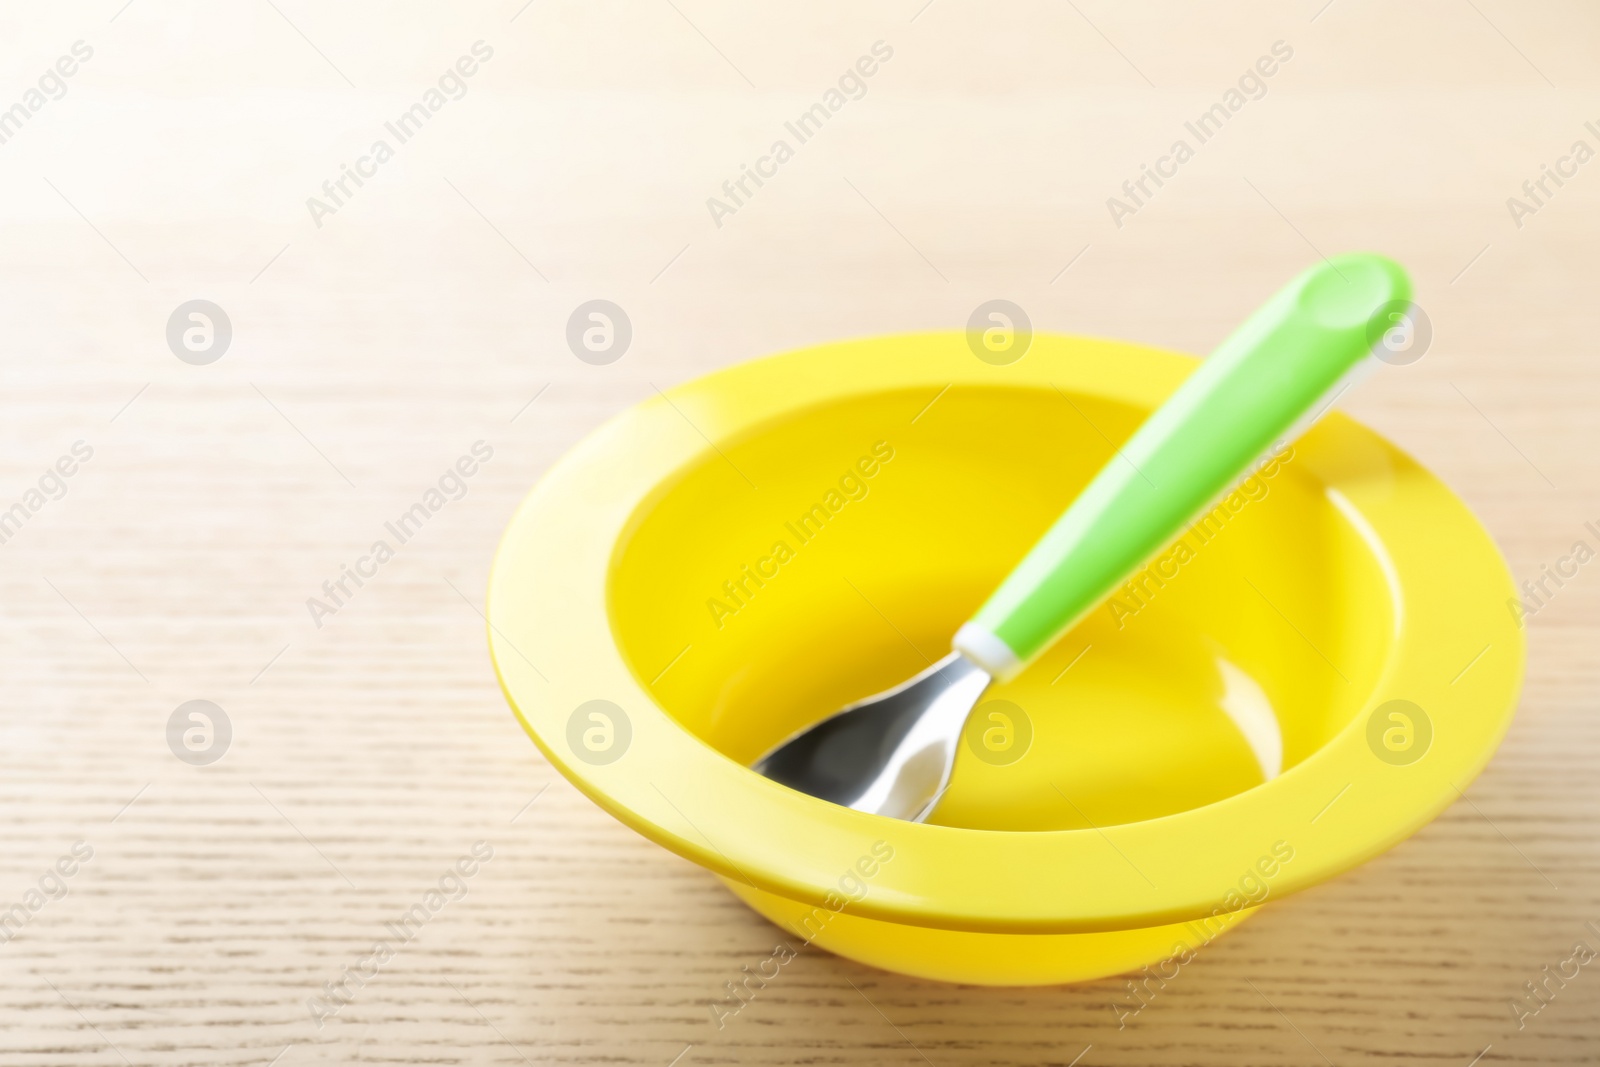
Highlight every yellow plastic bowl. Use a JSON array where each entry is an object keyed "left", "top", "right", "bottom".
[{"left": 487, "top": 333, "right": 1524, "bottom": 985}]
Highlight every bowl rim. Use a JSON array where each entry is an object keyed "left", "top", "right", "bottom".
[{"left": 487, "top": 332, "right": 1525, "bottom": 934}]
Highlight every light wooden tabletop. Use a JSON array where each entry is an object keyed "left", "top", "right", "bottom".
[{"left": 2, "top": 1, "right": 1597, "bottom": 1064}]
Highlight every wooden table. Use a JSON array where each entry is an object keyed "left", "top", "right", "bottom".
[{"left": 1, "top": 1, "right": 1596, "bottom": 1063}]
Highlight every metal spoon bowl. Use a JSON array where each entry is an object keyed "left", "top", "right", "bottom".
[{"left": 752, "top": 652, "right": 989, "bottom": 821}]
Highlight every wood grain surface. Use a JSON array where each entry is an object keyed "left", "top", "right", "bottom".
[{"left": 1, "top": 1, "right": 1598, "bottom": 1064}]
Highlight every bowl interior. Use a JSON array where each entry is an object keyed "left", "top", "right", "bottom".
[{"left": 609, "top": 384, "right": 1395, "bottom": 831}]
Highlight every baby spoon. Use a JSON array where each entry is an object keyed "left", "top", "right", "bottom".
[{"left": 753, "top": 253, "right": 1412, "bottom": 821}]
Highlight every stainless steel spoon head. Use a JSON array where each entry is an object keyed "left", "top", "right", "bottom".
[{"left": 751, "top": 652, "right": 992, "bottom": 821}]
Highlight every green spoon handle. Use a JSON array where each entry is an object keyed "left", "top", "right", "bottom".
[{"left": 953, "top": 253, "right": 1412, "bottom": 681}]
